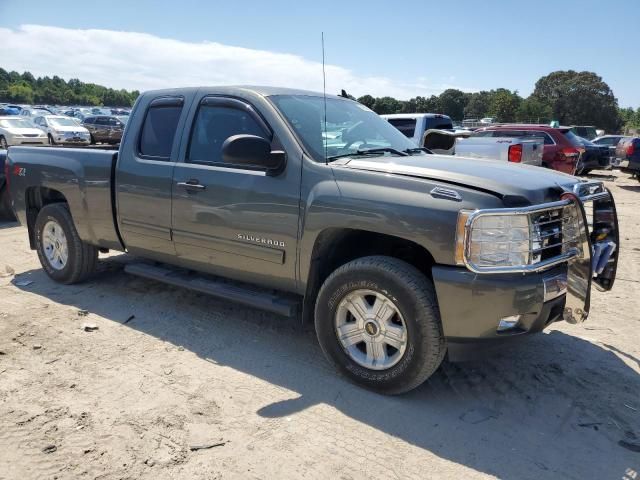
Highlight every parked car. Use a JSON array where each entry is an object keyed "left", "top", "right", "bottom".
[
  {"left": 473, "top": 125, "right": 585, "bottom": 174},
  {"left": 480, "top": 117, "right": 495, "bottom": 124},
  {"left": 421, "top": 129, "right": 543, "bottom": 166},
  {"left": 0, "top": 116, "right": 48, "bottom": 148},
  {"left": 592, "top": 135, "right": 627, "bottom": 167},
  {"left": 570, "top": 136, "right": 611, "bottom": 174},
  {"left": 381, "top": 114, "right": 453, "bottom": 145},
  {"left": 570, "top": 126, "right": 598, "bottom": 141},
  {"left": 20, "top": 108, "right": 53, "bottom": 121},
  {"left": 5, "top": 86, "right": 619, "bottom": 394},
  {"left": 617, "top": 137, "right": 640, "bottom": 180},
  {"left": 33, "top": 115, "right": 91, "bottom": 145},
  {"left": 82, "top": 115, "right": 126, "bottom": 144}
]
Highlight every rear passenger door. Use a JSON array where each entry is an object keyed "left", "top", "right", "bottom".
[
  {"left": 116, "top": 94, "right": 193, "bottom": 261},
  {"left": 170, "top": 95, "right": 301, "bottom": 291}
]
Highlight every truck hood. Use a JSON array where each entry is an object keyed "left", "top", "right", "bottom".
[{"left": 340, "top": 153, "right": 579, "bottom": 205}]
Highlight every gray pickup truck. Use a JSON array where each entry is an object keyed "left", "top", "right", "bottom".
[{"left": 5, "top": 87, "right": 620, "bottom": 394}]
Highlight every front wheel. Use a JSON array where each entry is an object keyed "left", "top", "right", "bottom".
[
  {"left": 315, "top": 256, "right": 446, "bottom": 394},
  {"left": 34, "top": 204, "right": 98, "bottom": 284},
  {"left": 48, "top": 134, "right": 56, "bottom": 145}
]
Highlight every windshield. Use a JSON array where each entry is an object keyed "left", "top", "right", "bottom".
[
  {"left": 0, "top": 118, "right": 35, "bottom": 129},
  {"left": 116, "top": 116, "right": 129, "bottom": 124},
  {"left": 563, "top": 129, "right": 587, "bottom": 147},
  {"left": 269, "top": 95, "right": 417, "bottom": 161},
  {"left": 49, "top": 117, "right": 79, "bottom": 127}
]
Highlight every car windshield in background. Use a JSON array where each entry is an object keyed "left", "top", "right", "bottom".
[
  {"left": 269, "top": 95, "right": 417, "bottom": 161},
  {"left": 562, "top": 129, "right": 586, "bottom": 147},
  {"left": 49, "top": 117, "right": 79, "bottom": 127},
  {"left": 0, "top": 118, "right": 35, "bottom": 129},
  {"left": 116, "top": 116, "right": 129, "bottom": 124}
]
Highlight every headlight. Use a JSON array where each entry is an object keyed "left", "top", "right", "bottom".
[
  {"left": 456, "top": 211, "right": 530, "bottom": 268},
  {"left": 455, "top": 198, "right": 584, "bottom": 273}
]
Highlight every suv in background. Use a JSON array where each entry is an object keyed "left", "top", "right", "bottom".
[
  {"left": 473, "top": 125, "right": 585, "bottom": 174},
  {"left": 593, "top": 135, "right": 627, "bottom": 167},
  {"left": 381, "top": 114, "right": 453, "bottom": 145},
  {"left": 571, "top": 126, "right": 598, "bottom": 141},
  {"left": 33, "top": 115, "right": 91, "bottom": 145},
  {"left": 82, "top": 115, "right": 127, "bottom": 144}
]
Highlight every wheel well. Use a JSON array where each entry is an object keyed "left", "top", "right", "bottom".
[
  {"left": 302, "top": 228, "right": 435, "bottom": 323},
  {"left": 25, "top": 187, "right": 68, "bottom": 249}
]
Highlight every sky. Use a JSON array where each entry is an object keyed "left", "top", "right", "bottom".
[{"left": 1, "top": 0, "right": 638, "bottom": 107}]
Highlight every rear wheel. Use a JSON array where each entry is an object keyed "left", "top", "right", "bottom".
[
  {"left": 315, "top": 256, "right": 446, "bottom": 394},
  {"left": 34, "top": 204, "right": 98, "bottom": 284}
]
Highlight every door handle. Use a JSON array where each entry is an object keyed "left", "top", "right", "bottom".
[{"left": 177, "top": 180, "right": 206, "bottom": 191}]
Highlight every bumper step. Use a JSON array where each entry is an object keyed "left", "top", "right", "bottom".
[{"left": 124, "top": 262, "right": 299, "bottom": 317}]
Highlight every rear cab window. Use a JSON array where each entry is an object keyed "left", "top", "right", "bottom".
[
  {"left": 387, "top": 118, "right": 417, "bottom": 138},
  {"left": 138, "top": 97, "right": 184, "bottom": 160},
  {"left": 424, "top": 117, "right": 453, "bottom": 131}
]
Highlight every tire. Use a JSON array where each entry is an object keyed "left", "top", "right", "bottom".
[
  {"left": 34, "top": 203, "right": 98, "bottom": 284},
  {"left": 0, "top": 136, "right": 7, "bottom": 149},
  {"left": 48, "top": 134, "right": 56, "bottom": 145},
  {"left": 314, "top": 256, "right": 446, "bottom": 394},
  {"left": 89, "top": 134, "right": 95, "bottom": 145},
  {"left": 0, "top": 186, "right": 15, "bottom": 220}
]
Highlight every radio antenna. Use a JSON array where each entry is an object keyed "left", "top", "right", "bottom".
[{"left": 322, "top": 32, "right": 328, "bottom": 165}]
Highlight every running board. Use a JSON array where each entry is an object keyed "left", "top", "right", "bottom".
[{"left": 124, "top": 262, "right": 299, "bottom": 317}]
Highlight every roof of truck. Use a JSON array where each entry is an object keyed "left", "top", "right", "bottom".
[
  {"left": 140, "top": 86, "right": 342, "bottom": 99},
  {"left": 381, "top": 113, "right": 451, "bottom": 119}
]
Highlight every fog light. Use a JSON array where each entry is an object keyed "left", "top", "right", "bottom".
[{"left": 498, "top": 315, "right": 521, "bottom": 332}]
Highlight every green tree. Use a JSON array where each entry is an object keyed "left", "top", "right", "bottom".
[
  {"left": 488, "top": 88, "right": 521, "bottom": 122},
  {"left": 532, "top": 70, "right": 622, "bottom": 131},
  {"left": 465, "top": 91, "right": 491, "bottom": 119},
  {"left": 517, "top": 97, "right": 553, "bottom": 123},
  {"left": 7, "top": 83, "right": 34, "bottom": 103},
  {"left": 437, "top": 89, "right": 468, "bottom": 121},
  {"left": 372, "top": 96, "right": 401, "bottom": 114},
  {"left": 357, "top": 94, "right": 375, "bottom": 109},
  {"left": 415, "top": 95, "right": 441, "bottom": 113}
]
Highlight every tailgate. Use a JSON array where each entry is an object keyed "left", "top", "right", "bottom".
[{"left": 520, "top": 139, "right": 543, "bottom": 166}]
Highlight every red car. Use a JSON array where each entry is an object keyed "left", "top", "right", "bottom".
[{"left": 473, "top": 125, "right": 584, "bottom": 174}]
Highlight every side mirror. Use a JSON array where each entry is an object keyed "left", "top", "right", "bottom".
[{"left": 221, "top": 134, "right": 285, "bottom": 174}]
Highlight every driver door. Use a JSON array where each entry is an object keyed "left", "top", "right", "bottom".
[{"left": 171, "top": 95, "right": 301, "bottom": 291}]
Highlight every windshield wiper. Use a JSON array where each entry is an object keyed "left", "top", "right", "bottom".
[
  {"left": 327, "top": 147, "right": 409, "bottom": 162},
  {"left": 403, "top": 147, "right": 432, "bottom": 155}
]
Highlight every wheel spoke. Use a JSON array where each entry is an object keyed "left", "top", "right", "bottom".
[
  {"left": 346, "top": 294, "right": 370, "bottom": 323},
  {"left": 372, "top": 296, "right": 396, "bottom": 323},
  {"left": 337, "top": 323, "right": 365, "bottom": 347},
  {"left": 366, "top": 340, "right": 387, "bottom": 366},
  {"left": 382, "top": 324, "right": 406, "bottom": 350}
]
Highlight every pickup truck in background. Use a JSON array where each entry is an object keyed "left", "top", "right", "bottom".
[
  {"left": 472, "top": 125, "right": 584, "bottom": 174},
  {"left": 4, "top": 86, "right": 620, "bottom": 394},
  {"left": 421, "top": 129, "right": 543, "bottom": 166},
  {"left": 381, "top": 113, "right": 453, "bottom": 144}
]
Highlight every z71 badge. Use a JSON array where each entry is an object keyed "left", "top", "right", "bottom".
[{"left": 13, "top": 166, "right": 26, "bottom": 177}]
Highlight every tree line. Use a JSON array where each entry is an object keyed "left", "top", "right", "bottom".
[
  {"left": 353, "top": 71, "right": 636, "bottom": 133},
  {"left": 1, "top": 67, "right": 637, "bottom": 132},
  {"left": 0, "top": 68, "right": 139, "bottom": 107}
]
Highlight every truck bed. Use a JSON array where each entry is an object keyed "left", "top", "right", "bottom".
[{"left": 6, "top": 146, "right": 123, "bottom": 250}]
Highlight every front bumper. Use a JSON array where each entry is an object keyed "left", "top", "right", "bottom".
[
  {"left": 433, "top": 264, "right": 568, "bottom": 342},
  {"left": 54, "top": 133, "right": 91, "bottom": 144},
  {"left": 7, "top": 136, "right": 48, "bottom": 146}
]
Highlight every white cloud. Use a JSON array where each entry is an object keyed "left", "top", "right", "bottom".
[{"left": 1, "top": 24, "right": 476, "bottom": 99}]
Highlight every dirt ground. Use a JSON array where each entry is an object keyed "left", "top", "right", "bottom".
[{"left": 0, "top": 170, "right": 639, "bottom": 480}]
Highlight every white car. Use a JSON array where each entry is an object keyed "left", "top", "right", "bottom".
[
  {"left": 0, "top": 116, "right": 48, "bottom": 148},
  {"left": 33, "top": 115, "right": 91, "bottom": 145}
]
